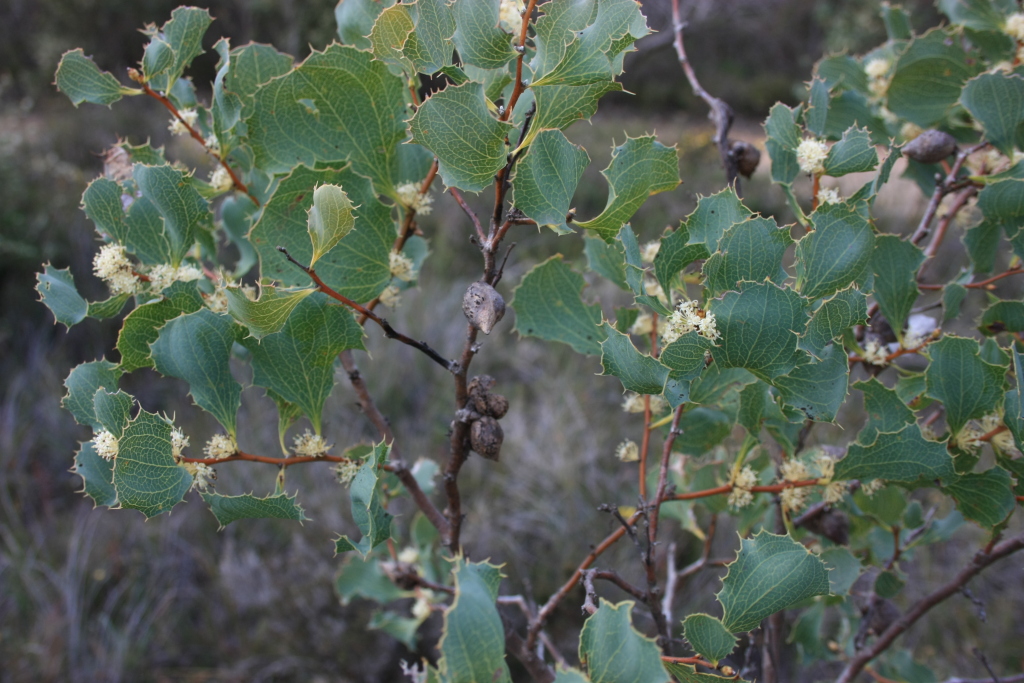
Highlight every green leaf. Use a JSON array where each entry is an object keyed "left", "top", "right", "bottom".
[
  {"left": 150, "top": 309, "right": 243, "bottom": 437},
  {"left": 133, "top": 163, "right": 208, "bottom": 266},
  {"left": 511, "top": 256, "right": 607, "bottom": 355},
  {"left": 816, "top": 55, "right": 869, "bottom": 93},
  {"left": 961, "top": 72, "right": 1024, "bottom": 155},
  {"left": 409, "top": 81, "right": 514, "bottom": 192},
  {"left": 404, "top": 0, "right": 457, "bottom": 74},
  {"left": 943, "top": 467, "right": 1016, "bottom": 528},
  {"left": 881, "top": 3, "right": 914, "bottom": 39},
  {"left": 306, "top": 184, "right": 356, "bottom": 267},
  {"left": 55, "top": 49, "right": 133, "bottom": 106},
  {"left": 225, "top": 43, "right": 293, "bottom": 121},
  {"left": 576, "top": 136, "right": 680, "bottom": 242},
  {"left": 925, "top": 335, "right": 1006, "bottom": 435},
  {"left": 980, "top": 300, "right": 1024, "bottom": 335},
  {"left": 684, "top": 187, "right": 752, "bottom": 254},
  {"left": 513, "top": 130, "right": 589, "bottom": 234},
  {"left": 663, "top": 663, "right": 742, "bottom": 683},
  {"left": 856, "top": 378, "right": 916, "bottom": 444},
  {"left": 250, "top": 165, "right": 394, "bottom": 303},
  {"left": 872, "top": 235, "right": 925, "bottom": 337},
  {"left": 709, "top": 282, "right": 809, "bottom": 381},
  {"left": 835, "top": 425, "right": 956, "bottom": 484},
  {"left": 938, "top": 0, "right": 1010, "bottom": 32},
  {"left": 773, "top": 343, "right": 849, "bottom": 422},
  {"left": 335, "top": 442, "right": 393, "bottom": 557},
  {"left": 83, "top": 177, "right": 177, "bottom": 266},
  {"left": 145, "top": 7, "right": 213, "bottom": 92},
  {"left": 653, "top": 223, "right": 710, "bottom": 294},
  {"left": 36, "top": 265, "right": 87, "bottom": 328},
  {"left": 964, "top": 220, "right": 1001, "bottom": 273},
  {"left": 73, "top": 441, "right": 118, "bottom": 508},
  {"left": 764, "top": 103, "right": 801, "bottom": 186},
  {"left": 438, "top": 559, "right": 511, "bottom": 683},
  {"left": 336, "top": 0, "right": 395, "bottom": 50},
  {"left": 553, "top": 669, "right": 591, "bottom": 683},
  {"left": 661, "top": 332, "right": 713, "bottom": 382},
  {"left": 887, "top": 28, "right": 978, "bottom": 127},
  {"left": 87, "top": 293, "right": 131, "bottom": 320},
  {"left": 526, "top": 81, "right": 622, "bottom": 147},
  {"left": 943, "top": 283, "right": 968, "bottom": 322},
  {"left": 201, "top": 492, "right": 307, "bottom": 529},
  {"left": 796, "top": 202, "right": 875, "bottom": 300},
  {"left": 821, "top": 547, "right": 862, "bottom": 595},
  {"left": 92, "top": 389, "right": 134, "bottom": 437},
  {"left": 579, "top": 600, "right": 670, "bottom": 683},
  {"left": 1015, "top": 346, "right": 1024, "bottom": 420},
  {"left": 806, "top": 77, "right": 829, "bottom": 137},
  {"left": 682, "top": 614, "right": 737, "bottom": 666},
  {"left": 225, "top": 286, "right": 315, "bottom": 340},
  {"left": 113, "top": 410, "right": 193, "bottom": 518},
  {"left": 800, "top": 287, "right": 866, "bottom": 359},
  {"left": 242, "top": 293, "right": 365, "bottom": 434},
  {"left": 116, "top": 280, "right": 204, "bottom": 372},
  {"left": 823, "top": 126, "right": 878, "bottom": 176},
  {"left": 248, "top": 44, "right": 406, "bottom": 195},
  {"left": 451, "top": 0, "right": 517, "bottom": 70},
  {"left": 370, "top": 4, "right": 417, "bottom": 77},
  {"left": 717, "top": 530, "right": 830, "bottom": 633},
  {"left": 584, "top": 235, "right": 627, "bottom": 289},
  {"left": 335, "top": 555, "right": 411, "bottom": 605},
  {"left": 63, "top": 360, "right": 122, "bottom": 429},
  {"left": 600, "top": 325, "right": 669, "bottom": 395},
  {"left": 676, "top": 408, "right": 734, "bottom": 455},
  {"left": 703, "top": 216, "right": 792, "bottom": 297}
]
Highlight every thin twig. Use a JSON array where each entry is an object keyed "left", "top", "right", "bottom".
[
  {"left": 500, "top": 0, "right": 540, "bottom": 123},
  {"left": 277, "top": 247, "right": 456, "bottom": 372},
  {"left": 449, "top": 187, "right": 486, "bottom": 242}
]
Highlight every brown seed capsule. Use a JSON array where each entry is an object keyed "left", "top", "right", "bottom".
[
  {"left": 729, "top": 139, "right": 762, "bottom": 178},
  {"left": 470, "top": 416, "right": 504, "bottom": 461},
  {"left": 902, "top": 129, "right": 957, "bottom": 164},
  {"left": 484, "top": 393, "right": 509, "bottom": 419},
  {"left": 462, "top": 281, "right": 505, "bottom": 334}
]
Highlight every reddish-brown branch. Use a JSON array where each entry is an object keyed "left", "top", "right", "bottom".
[
  {"left": 661, "top": 655, "right": 715, "bottom": 668},
  {"left": 443, "top": 324, "right": 481, "bottom": 554},
  {"left": 836, "top": 532, "right": 1024, "bottom": 683},
  {"left": 919, "top": 266, "right": 1024, "bottom": 291},
  {"left": 277, "top": 247, "right": 455, "bottom": 372},
  {"left": 639, "top": 395, "right": 653, "bottom": 499},
  {"left": 979, "top": 424, "right": 1008, "bottom": 443},
  {"left": 130, "top": 74, "right": 259, "bottom": 207},
  {"left": 450, "top": 187, "right": 486, "bottom": 242},
  {"left": 181, "top": 450, "right": 348, "bottom": 466},
  {"left": 501, "top": 0, "right": 539, "bottom": 123}
]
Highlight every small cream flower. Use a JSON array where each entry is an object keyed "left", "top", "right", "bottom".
[
  {"left": 981, "top": 414, "right": 1017, "bottom": 453},
  {"left": 955, "top": 424, "right": 984, "bottom": 453},
  {"left": 209, "top": 166, "right": 232, "bottom": 193},
  {"left": 728, "top": 465, "right": 757, "bottom": 509},
  {"left": 629, "top": 312, "right": 653, "bottom": 336},
  {"left": 862, "top": 339, "right": 888, "bottom": 366},
  {"left": 395, "top": 182, "right": 434, "bottom": 215},
  {"left": 662, "top": 300, "right": 719, "bottom": 345},
  {"left": 498, "top": 0, "right": 525, "bottom": 31},
  {"left": 644, "top": 278, "right": 667, "bottom": 304},
  {"left": 622, "top": 392, "right": 646, "bottom": 414},
  {"left": 615, "top": 440, "right": 640, "bottom": 462},
  {"left": 1004, "top": 13, "right": 1024, "bottom": 41},
  {"left": 203, "top": 433, "right": 236, "bottom": 460},
  {"left": 171, "top": 427, "right": 189, "bottom": 460},
  {"left": 823, "top": 481, "right": 847, "bottom": 505},
  {"left": 697, "top": 312, "right": 720, "bottom": 341},
  {"left": 640, "top": 240, "right": 661, "bottom": 264},
  {"left": 864, "top": 57, "right": 891, "bottom": 80},
  {"left": 860, "top": 479, "right": 884, "bottom": 496},
  {"left": 900, "top": 122, "right": 924, "bottom": 142},
  {"left": 397, "top": 547, "right": 420, "bottom": 564},
  {"left": 797, "top": 138, "right": 829, "bottom": 176},
  {"left": 93, "top": 429, "right": 119, "bottom": 461},
  {"left": 813, "top": 451, "right": 836, "bottom": 483},
  {"left": 411, "top": 596, "right": 432, "bottom": 620},
  {"left": 184, "top": 462, "right": 215, "bottom": 491},
  {"left": 649, "top": 394, "right": 669, "bottom": 414},
  {"left": 93, "top": 243, "right": 140, "bottom": 295},
  {"left": 781, "top": 458, "right": 810, "bottom": 483},
  {"left": 334, "top": 459, "right": 361, "bottom": 484},
  {"left": 293, "top": 430, "right": 332, "bottom": 458},
  {"left": 379, "top": 284, "right": 402, "bottom": 308},
  {"left": 816, "top": 187, "right": 841, "bottom": 205},
  {"left": 781, "top": 486, "right": 809, "bottom": 514},
  {"left": 206, "top": 288, "right": 229, "bottom": 313},
  {"left": 168, "top": 109, "right": 198, "bottom": 136},
  {"left": 389, "top": 250, "right": 416, "bottom": 282},
  {"left": 147, "top": 263, "right": 203, "bottom": 293},
  {"left": 204, "top": 135, "right": 221, "bottom": 156}
]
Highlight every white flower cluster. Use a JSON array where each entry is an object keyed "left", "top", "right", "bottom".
[
  {"left": 862, "top": 339, "right": 888, "bottom": 366},
  {"left": 412, "top": 596, "right": 432, "bottom": 620},
  {"left": 957, "top": 414, "right": 1016, "bottom": 454},
  {"left": 147, "top": 263, "right": 203, "bottom": 293},
  {"left": 615, "top": 439, "right": 639, "bottom": 462},
  {"left": 1004, "top": 13, "right": 1024, "bottom": 41},
  {"left": 902, "top": 314, "right": 937, "bottom": 350},
  {"left": 168, "top": 108, "right": 198, "bottom": 136},
  {"left": 640, "top": 240, "right": 661, "bottom": 264},
  {"left": 183, "top": 462, "right": 215, "bottom": 491},
  {"left": 334, "top": 458, "right": 361, "bottom": 485},
  {"left": 864, "top": 57, "right": 891, "bottom": 98},
  {"left": 779, "top": 458, "right": 811, "bottom": 513},
  {"left": 171, "top": 427, "right": 189, "bottom": 460},
  {"left": 629, "top": 312, "right": 653, "bottom": 336},
  {"left": 780, "top": 486, "right": 809, "bottom": 514},
  {"left": 206, "top": 288, "right": 229, "bottom": 313},
  {"left": 816, "top": 187, "right": 841, "bottom": 206},
  {"left": 498, "top": 0, "right": 525, "bottom": 32},
  {"left": 781, "top": 458, "right": 809, "bottom": 482},
  {"left": 643, "top": 278, "right": 668, "bottom": 305},
  {"left": 209, "top": 166, "right": 232, "bottom": 193},
  {"left": 661, "top": 299, "right": 719, "bottom": 346},
  {"left": 93, "top": 243, "right": 140, "bottom": 295},
  {"left": 822, "top": 481, "right": 848, "bottom": 505},
  {"left": 389, "top": 250, "right": 416, "bottom": 282},
  {"left": 93, "top": 429, "right": 119, "bottom": 461},
  {"left": 398, "top": 546, "right": 419, "bottom": 564},
  {"left": 379, "top": 284, "right": 402, "bottom": 308},
  {"left": 204, "top": 135, "right": 221, "bottom": 156},
  {"left": 293, "top": 429, "right": 332, "bottom": 458},
  {"left": 796, "top": 138, "right": 829, "bottom": 176},
  {"left": 621, "top": 391, "right": 669, "bottom": 415},
  {"left": 728, "top": 465, "right": 757, "bottom": 509},
  {"left": 812, "top": 452, "right": 847, "bottom": 504},
  {"left": 395, "top": 182, "right": 434, "bottom": 215},
  {"left": 860, "top": 479, "right": 884, "bottom": 496},
  {"left": 203, "top": 433, "right": 236, "bottom": 460}
]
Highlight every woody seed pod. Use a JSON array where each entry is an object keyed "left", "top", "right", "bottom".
[
  {"left": 462, "top": 281, "right": 505, "bottom": 334},
  {"left": 470, "top": 416, "right": 504, "bottom": 460},
  {"left": 729, "top": 139, "right": 761, "bottom": 178},
  {"left": 902, "top": 129, "right": 957, "bottom": 164},
  {"left": 484, "top": 393, "right": 509, "bottom": 419}
]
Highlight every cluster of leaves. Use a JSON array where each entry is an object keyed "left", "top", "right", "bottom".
[{"left": 35, "top": 0, "right": 1024, "bottom": 681}]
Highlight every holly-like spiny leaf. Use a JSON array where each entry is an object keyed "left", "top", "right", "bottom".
[
  {"left": 578, "top": 600, "right": 670, "bottom": 683},
  {"left": 37, "top": 265, "right": 88, "bottom": 328},
  {"left": 961, "top": 71, "right": 1024, "bottom": 156},
  {"left": 73, "top": 440, "right": 118, "bottom": 508},
  {"left": 835, "top": 424, "right": 956, "bottom": 484},
  {"left": 201, "top": 492, "right": 307, "bottom": 529},
  {"left": 653, "top": 223, "right": 710, "bottom": 295},
  {"left": 117, "top": 280, "right": 204, "bottom": 372},
  {"left": 113, "top": 409, "right": 193, "bottom": 518},
  {"left": 600, "top": 325, "right": 670, "bottom": 395},
  {"left": 438, "top": 558, "right": 511, "bottom": 683},
  {"left": 511, "top": 256, "right": 607, "bottom": 355},
  {"left": 925, "top": 335, "right": 1006, "bottom": 436},
  {"left": 942, "top": 467, "right": 1016, "bottom": 528},
  {"left": 796, "top": 201, "right": 875, "bottom": 300},
  {"left": 871, "top": 235, "right": 925, "bottom": 338},
  {"left": 63, "top": 360, "right": 123, "bottom": 429},
  {"left": 335, "top": 442, "right": 393, "bottom": 557},
  {"left": 513, "top": 129, "right": 589, "bottom": 234},
  {"left": 702, "top": 215, "right": 792, "bottom": 297},
  {"left": 800, "top": 287, "right": 866, "bottom": 359},
  {"left": 55, "top": 49, "right": 135, "bottom": 106},
  {"left": 772, "top": 342, "right": 849, "bottom": 422},
  {"left": 682, "top": 614, "right": 737, "bottom": 666}
]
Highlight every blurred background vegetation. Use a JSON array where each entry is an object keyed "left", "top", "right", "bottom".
[{"left": 4, "top": 1, "right": 1021, "bottom": 682}]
